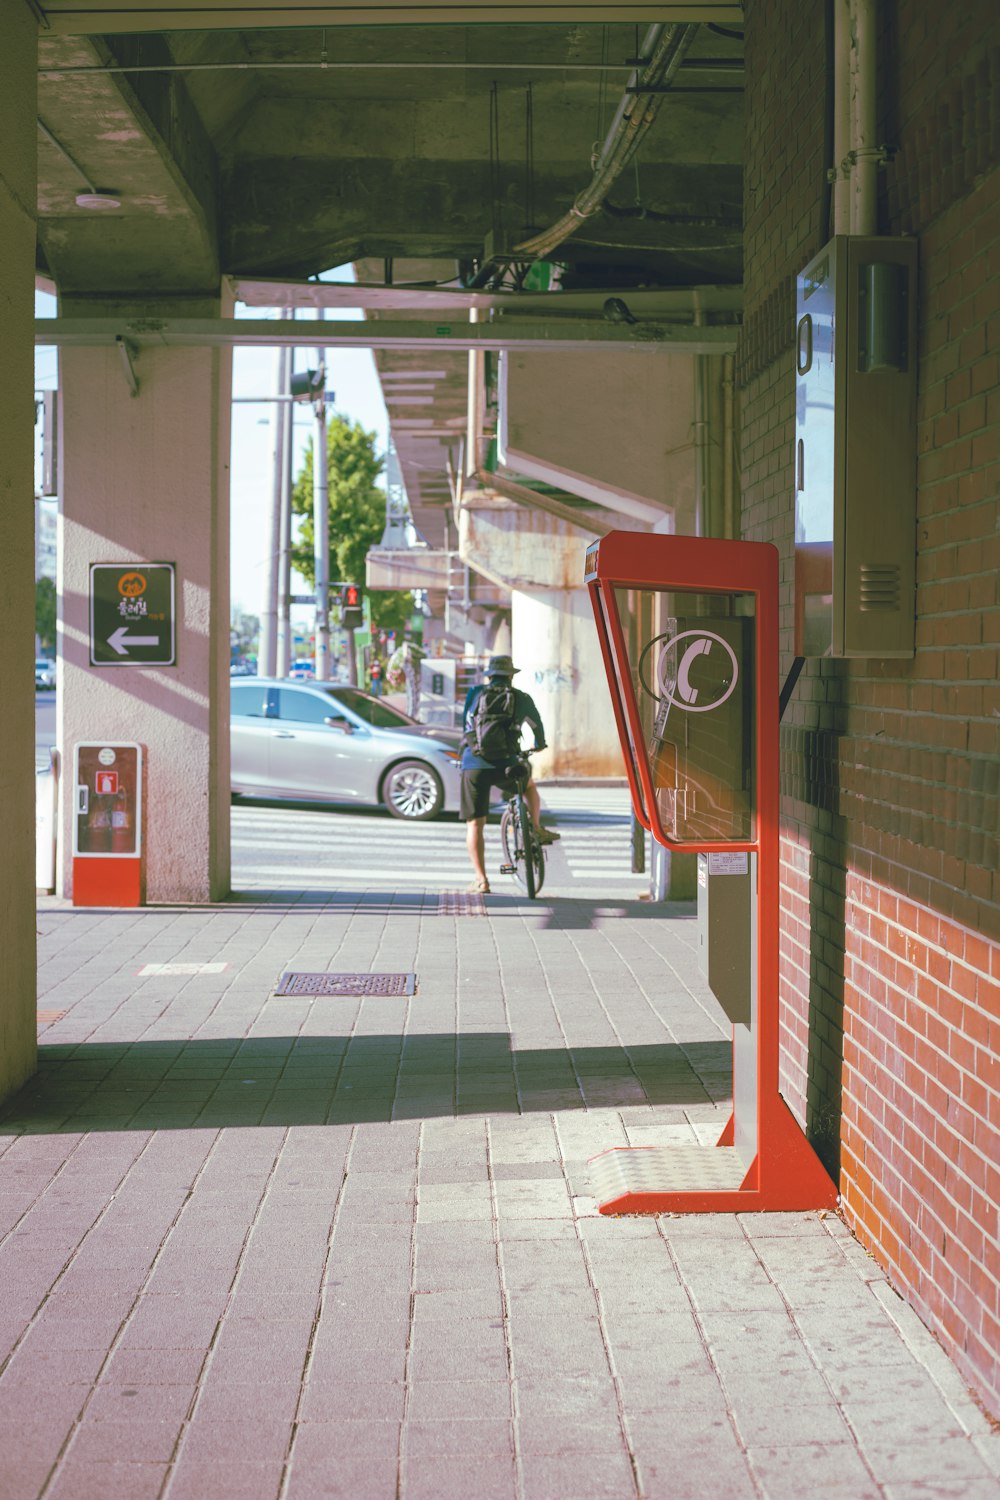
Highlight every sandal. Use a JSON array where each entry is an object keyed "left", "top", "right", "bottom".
[{"left": 467, "top": 878, "right": 490, "bottom": 894}]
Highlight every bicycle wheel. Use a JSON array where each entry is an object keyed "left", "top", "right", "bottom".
[
  {"left": 512, "top": 795, "right": 540, "bottom": 899},
  {"left": 528, "top": 815, "right": 545, "bottom": 896},
  {"left": 499, "top": 796, "right": 533, "bottom": 898}
]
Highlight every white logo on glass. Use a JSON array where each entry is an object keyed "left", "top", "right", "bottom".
[
  {"left": 661, "top": 631, "right": 739, "bottom": 711},
  {"left": 641, "top": 629, "right": 739, "bottom": 714}
]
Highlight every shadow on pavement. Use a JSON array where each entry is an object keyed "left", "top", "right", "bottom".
[
  {"left": 38, "top": 893, "right": 695, "bottom": 924},
  {"left": 1, "top": 1034, "right": 731, "bottom": 1135}
]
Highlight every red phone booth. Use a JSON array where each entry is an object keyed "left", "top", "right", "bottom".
[
  {"left": 72, "top": 742, "right": 144, "bottom": 907},
  {"left": 586, "top": 533, "right": 836, "bottom": 1213}
]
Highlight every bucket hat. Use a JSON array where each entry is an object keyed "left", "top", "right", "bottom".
[{"left": 486, "top": 654, "right": 519, "bottom": 677}]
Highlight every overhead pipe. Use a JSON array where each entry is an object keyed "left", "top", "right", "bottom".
[{"left": 515, "top": 23, "right": 700, "bottom": 260}]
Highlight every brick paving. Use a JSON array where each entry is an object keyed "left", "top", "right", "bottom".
[{"left": 2, "top": 819, "right": 998, "bottom": 1499}]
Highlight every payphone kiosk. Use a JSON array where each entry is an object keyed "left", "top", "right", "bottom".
[
  {"left": 72, "top": 742, "right": 144, "bottom": 907},
  {"left": 585, "top": 533, "right": 836, "bottom": 1213}
]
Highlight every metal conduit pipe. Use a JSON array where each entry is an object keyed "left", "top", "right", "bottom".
[
  {"left": 515, "top": 22, "right": 700, "bottom": 260},
  {"left": 832, "top": 0, "right": 852, "bottom": 232},
  {"left": 722, "top": 352, "right": 735, "bottom": 539},
  {"left": 692, "top": 287, "right": 707, "bottom": 537},
  {"left": 39, "top": 60, "right": 645, "bottom": 78},
  {"left": 850, "top": 0, "right": 878, "bottom": 234}
]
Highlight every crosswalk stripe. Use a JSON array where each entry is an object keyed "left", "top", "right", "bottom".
[{"left": 231, "top": 787, "right": 650, "bottom": 893}]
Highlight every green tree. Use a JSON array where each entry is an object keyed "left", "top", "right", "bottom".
[
  {"left": 291, "top": 414, "right": 412, "bottom": 636},
  {"left": 35, "top": 577, "right": 56, "bottom": 653}
]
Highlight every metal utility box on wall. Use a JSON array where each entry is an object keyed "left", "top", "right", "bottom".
[{"left": 794, "top": 236, "right": 918, "bottom": 658}]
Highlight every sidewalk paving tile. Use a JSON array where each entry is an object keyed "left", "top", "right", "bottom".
[{"left": 0, "top": 831, "right": 995, "bottom": 1499}]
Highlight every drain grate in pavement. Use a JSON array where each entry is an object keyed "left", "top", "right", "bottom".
[
  {"left": 438, "top": 891, "right": 486, "bottom": 916},
  {"left": 273, "top": 971, "right": 416, "bottom": 998}
]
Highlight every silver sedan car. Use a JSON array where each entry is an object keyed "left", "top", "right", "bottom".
[{"left": 231, "top": 678, "right": 463, "bottom": 821}]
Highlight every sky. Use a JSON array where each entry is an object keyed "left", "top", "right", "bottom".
[{"left": 34, "top": 267, "right": 390, "bottom": 623}]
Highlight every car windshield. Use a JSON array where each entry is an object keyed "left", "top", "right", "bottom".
[{"left": 328, "top": 688, "right": 416, "bottom": 729}]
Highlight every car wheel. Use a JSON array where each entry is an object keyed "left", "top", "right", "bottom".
[{"left": 382, "top": 760, "right": 444, "bottom": 821}]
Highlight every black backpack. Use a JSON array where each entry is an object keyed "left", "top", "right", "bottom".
[{"left": 466, "top": 683, "right": 520, "bottom": 762}]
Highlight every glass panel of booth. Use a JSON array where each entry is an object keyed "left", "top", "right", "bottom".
[
  {"left": 613, "top": 587, "right": 756, "bottom": 845},
  {"left": 591, "top": 582, "right": 651, "bottom": 829}
]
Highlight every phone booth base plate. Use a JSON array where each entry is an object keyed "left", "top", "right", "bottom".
[
  {"left": 590, "top": 1111, "right": 839, "bottom": 1215},
  {"left": 592, "top": 1145, "right": 748, "bottom": 1209}
]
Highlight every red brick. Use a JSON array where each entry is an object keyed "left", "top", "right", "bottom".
[{"left": 747, "top": 0, "right": 999, "bottom": 1417}]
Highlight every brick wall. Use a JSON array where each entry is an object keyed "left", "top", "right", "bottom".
[{"left": 742, "top": 0, "right": 1000, "bottom": 1415}]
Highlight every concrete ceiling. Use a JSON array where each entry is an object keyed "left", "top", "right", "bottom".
[{"left": 34, "top": 6, "right": 744, "bottom": 550}]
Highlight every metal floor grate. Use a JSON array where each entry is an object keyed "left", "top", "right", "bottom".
[
  {"left": 273, "top": 971, "right": 416, "bottom": 997},
  {"left": 438, "top": 891, "right": 486, "bottom": 916}
]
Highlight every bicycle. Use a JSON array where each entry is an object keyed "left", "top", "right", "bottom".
[{"left": 497, "top": 751, "right": 545, "bottom": 898}]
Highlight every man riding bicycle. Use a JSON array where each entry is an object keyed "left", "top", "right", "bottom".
[{"left": 460, "top": 654, "right": 559, "bottom": 895}]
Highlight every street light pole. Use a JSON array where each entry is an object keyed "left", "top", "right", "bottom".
[
  {"left": 312, "top": 310, "right": 330, "bottom": 682},
  {"left": 275, "top": 350, "right": 293, "bottom": 678},
  {"left": 259, "top": 309, "right": 291, "bottom": 677}
]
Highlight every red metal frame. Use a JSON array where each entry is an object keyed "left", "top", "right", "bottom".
[{"left": 585, "top": 534, "right": 837, "bottom": 1213}]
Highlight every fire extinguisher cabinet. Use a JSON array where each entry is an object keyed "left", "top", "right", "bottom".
[
  {"left": 72, "top": 743, "right": 144, "bottom": 907},
  {"left": 585, "top": 533, "right": 837, "bottom": 1214}
]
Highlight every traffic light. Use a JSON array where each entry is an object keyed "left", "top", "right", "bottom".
[
  {"left": 290, "top": 367, "right": 325, "bottom": 408},
  {"left": 340, "top": 583, "right": 363, "bottom": 630}
]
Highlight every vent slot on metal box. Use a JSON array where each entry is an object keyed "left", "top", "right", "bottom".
[{"left": 858, "top": 562, "right": 901, "bottom": 611}]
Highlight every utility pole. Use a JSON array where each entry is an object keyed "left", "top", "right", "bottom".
[
  {"left": 275, "top": 358, "right": 293, "bottom": 678},
  {"left": 312, "top": 308, "right": 331, "bottom": 682},
  {"left": 259, "top": 309, "right": 291, "bottom": 677}
]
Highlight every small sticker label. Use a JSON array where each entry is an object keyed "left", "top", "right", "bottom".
[
  {"left": 708, "top": 852, "right": 748, "bottom": 875},
  {"left": 98, "top": 747, "right": 117, "bottom": 766}
]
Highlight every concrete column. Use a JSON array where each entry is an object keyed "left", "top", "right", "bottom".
[
  {"left": 58, "top": 296, "right": 232, "bottom": 902},
  {"left": 0, "top": 3, "right": 38, "bottom": 1102},
  {"left": 510, "top": 586, "right": 621, "bottom": 779}
]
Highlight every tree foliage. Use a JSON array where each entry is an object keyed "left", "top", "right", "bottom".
[
  {"left": 35, "top": 577, "right": 56, "bottom": 652},
  {"left": 291, "top": 414, "right": 412, "bottom": 635}
]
